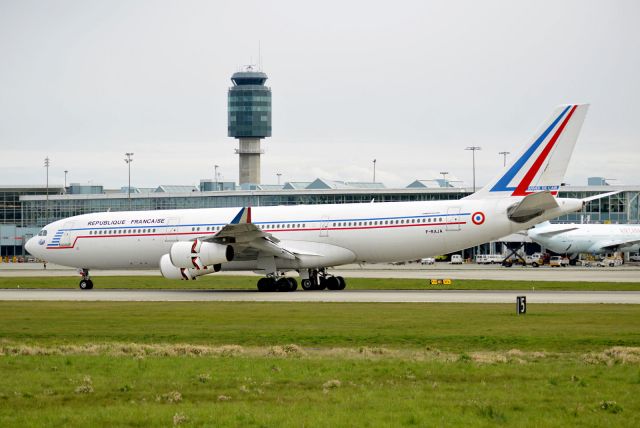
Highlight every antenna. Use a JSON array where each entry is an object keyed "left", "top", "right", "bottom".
[{"left": 258, "top": 41, "right": 262, "bottom": 71}]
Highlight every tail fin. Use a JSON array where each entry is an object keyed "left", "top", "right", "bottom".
[{"left": 466, "top": 104, "right": 589, "bottom": 199}]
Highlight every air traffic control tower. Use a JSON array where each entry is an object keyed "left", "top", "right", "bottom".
[{"left": 228, "top": 66, "right": 272, "bottom": 185}]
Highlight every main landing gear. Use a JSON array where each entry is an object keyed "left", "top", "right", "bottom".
[
  {"left": 257, "top": 276, "right": 298, "bottom": 292},
  {"left": 78, "top": 269, "right": 93, "bottom": 290},
  {"left": 255, "top": 269, "right": 347, "bottom": 292}
]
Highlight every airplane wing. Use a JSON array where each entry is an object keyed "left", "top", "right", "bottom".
[
  {"left": 201, "top": 207, "right": 317, "bottom": 261},
  {"left": 597, "top": 239, "right": 640, "bottom": 252}
]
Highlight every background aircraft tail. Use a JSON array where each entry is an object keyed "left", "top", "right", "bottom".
[{"left": 466, "top": 104, "right": 589, "bottom": 199}]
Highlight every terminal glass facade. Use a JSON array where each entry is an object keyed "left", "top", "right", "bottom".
[{"left": 19, "top": 188, "right": 640, "bottom": 229}]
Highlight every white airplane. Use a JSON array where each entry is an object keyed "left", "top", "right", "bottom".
[
  {"left": 527, "top": 221, "right": 640, "bottom": 255},
  {"left": 26, "top": 104, "right": 601, "bottom": 291}
]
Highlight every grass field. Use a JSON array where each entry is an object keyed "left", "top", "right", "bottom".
[
  {"left": 1, "top": 301, "right": 640, "bottom": 426},
  {"left": 2, "top": 275, "right": 640, "bottom": 290}
]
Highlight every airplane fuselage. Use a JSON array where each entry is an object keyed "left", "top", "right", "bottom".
[
  {"left": 31, "top": 199, "right": 576, "bottom": 271},
  {"left": 529, "top": 223, "right": 640, "bottom": 254}
]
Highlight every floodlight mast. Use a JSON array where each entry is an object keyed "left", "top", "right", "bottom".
[
  {"left": 124, "top": 153, "right": 134, "bottom": 210},
  {"left": 465, "top": 146, "right": 482, "bottom": 192}
]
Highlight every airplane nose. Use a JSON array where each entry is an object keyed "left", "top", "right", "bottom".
[{"left": 25, "top": 237, "right": 38, "bottom": 256}]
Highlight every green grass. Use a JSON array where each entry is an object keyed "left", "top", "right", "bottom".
[
  {"left": 1, "top": 354, "right": 638, "bottom": 427},
  {"left": 1, "top": 302, "right": 639, "bottom": 351},
  {"left": 1, "top": 302, "right": 639, "bottom": 426},
  {"left": 2, "top": 275, "right": 640, "bottom": 290}
]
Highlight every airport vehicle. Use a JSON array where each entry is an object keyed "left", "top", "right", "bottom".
[
  {"left": 475, "top": 254, "right": 505, "bottom": 264},
  {"left": 420, "top": 257, "right": 436, "bottom": 265},
  {"left": 527, "top": 221, "right": 640, "bottom": 256},
  {"left": 450, "top": 254, "right": 463, "bottom": 264},
  {"left": 525, "top": 252, "right": 545, "bottom": 267},
  {"left": 549, "top": 256, "right": 569, "bottom": 267},
  {"left": 26, "top": 104, "right": 603, "bottom": 291},
  {"left": 596, "top": 257, "right": 623, "bottom": 267}
]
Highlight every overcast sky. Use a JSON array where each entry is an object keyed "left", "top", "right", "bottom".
[{"left": 1, "top": 0, "right": 639, "bottom": 189}]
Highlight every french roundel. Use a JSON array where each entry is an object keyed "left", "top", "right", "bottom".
[{"left": 471, "top": 211, "right": 485, "bottom": 225}]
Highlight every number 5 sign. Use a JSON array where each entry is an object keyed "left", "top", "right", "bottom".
[{"left": 516, "top": 296, "right": 527, "bottom": 315}]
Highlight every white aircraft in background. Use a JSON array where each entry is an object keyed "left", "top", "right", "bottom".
[
  {"left": 527, "top": 221, "right": 640, "bottom": 256},
  {"left": 27, "top": 104, "right": 602, "bottom": 291}
]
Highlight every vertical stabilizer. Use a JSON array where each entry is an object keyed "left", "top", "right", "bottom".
[{"left": 465, "top": 104, "right": 589, "bottom": 199}]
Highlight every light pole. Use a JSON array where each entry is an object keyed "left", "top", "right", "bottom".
[
  {"left": 64, "top": 170, "right": 68, "bottom": 190},
  {"left": 465, "top": 146, "right": 482, "bottom": 192},
  {"left": 44, "top": 157, "right": 50, "bottom": 220},
  {"left": 214, "top": 165, "right": 219, "bottom": 191},
  {"left": 124, "top": 153, "right": 134, "bottom": 210},
  {"left": 439, "top": 171, "right": 449, "bottom": 188},
  {"left": 373, "top": 159, "right": 377, "bottom": 183},
  {"left": 276, "top": 173, "right": 282, "bottom": 185},
  {"left": 499, "top": 151, "right": 510, "bottom": 167}
]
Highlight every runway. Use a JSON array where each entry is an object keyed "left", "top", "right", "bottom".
[
  {"left": 3, "top": 262, "right": 640, "bottom": 282},
  {"left": 1, "top": 289, "right": 639, "bottom": 304}
]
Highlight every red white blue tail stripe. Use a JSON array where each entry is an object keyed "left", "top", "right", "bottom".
[{"left": 489, "top": 105, "right": 580, "bottom": 196}]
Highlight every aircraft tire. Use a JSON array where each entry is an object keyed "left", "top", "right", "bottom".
[
  {"left": 79, "top": 279, "right": 93, "bottom": 290},
  {"left": 317, "top": 277, "right": 327, "bottom": 290},
  {"left": 301, "top": 279, "right": 314, "bottom": 291},
  {"left": 257, "top": 277, "right": 273, "bottom": 292},
  {"left": 336, "top": 276, "right": 346, "bottom": 290},
  {"left": 276, "top": 277, "right": 291, "bottom": 292},
  {"left": 326, "top": 276, "right": 340, "bottom": 290},
  {"left": 502, "top": 261, "right": 512, "bottom": 268},
  {"left": 287, "top": 277, "right": 298, "bottom": 291}
]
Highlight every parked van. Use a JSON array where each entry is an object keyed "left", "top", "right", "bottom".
[{"left": 450, "top": 254, "right": 463, "bottom": 264}]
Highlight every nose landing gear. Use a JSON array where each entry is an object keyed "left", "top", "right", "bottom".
[{"left": 78, "top": 269, "right": 93, "bottom": 290}]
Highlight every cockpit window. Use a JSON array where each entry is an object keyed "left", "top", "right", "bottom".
[{"left": 37, "top": 229, "right": 48, "bottom": 236}]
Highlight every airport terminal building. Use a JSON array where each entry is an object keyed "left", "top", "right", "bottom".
[{"left": 2, "top": 181, "right": 638, "bottom": 258}]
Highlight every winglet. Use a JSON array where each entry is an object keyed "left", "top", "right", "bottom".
[{"left": 230, "top": 207, "right": 252, "bottom": 224}]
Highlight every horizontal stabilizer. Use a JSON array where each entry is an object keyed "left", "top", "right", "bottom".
[
  {"left": 582, "top": 191, "right": 621, "bottom": 203},
  {"left": 507, "top": 191, "right": 559, "bottom": 223}
]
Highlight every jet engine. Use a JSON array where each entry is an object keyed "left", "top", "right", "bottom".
[
  {"left": 169, "top": 239, "right": 234, "bottom": 270},
  {"left": 159, "top": 254, "right": 222, "bottom": 280}
]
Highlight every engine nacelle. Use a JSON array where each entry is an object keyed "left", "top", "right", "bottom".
[
  {"left": 159, "top": 254, "right": 222, "bottom": 280},
  {"left": 169, "top": 239, "right": 234, "bottom": 269}
]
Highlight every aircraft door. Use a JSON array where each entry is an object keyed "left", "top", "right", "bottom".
[
  {"left": 165, "top": 218, "right": 181, "bottom": 242},
  {"left": 446, "top": 208, "right": 461, "bottom": 231},
  {"left": 320, "top": 216, "right": 329, "bottom": 237},
  {"left": 59, "top": 222, "right": 76, "bottom": 246}
]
